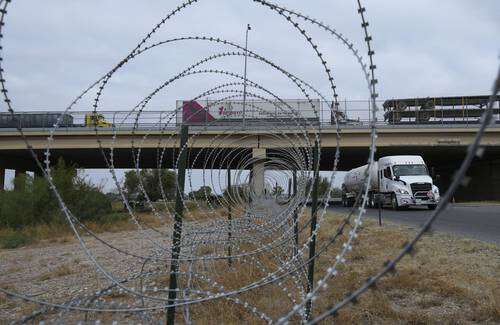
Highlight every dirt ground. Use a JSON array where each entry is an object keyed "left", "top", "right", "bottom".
[
  {"left": 0, "top": 227, "right": 171, "bottom": 323},
  {"left": 0, "top": 214, "right": 499, "bottom": 324}
]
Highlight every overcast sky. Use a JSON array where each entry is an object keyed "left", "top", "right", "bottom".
[{"left": 2, "top": 0, "right": 499, "bottom": 191}]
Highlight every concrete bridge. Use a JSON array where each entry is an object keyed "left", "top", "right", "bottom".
[{"left": 0, "top": 124, "right": 499, "bottom": 201}]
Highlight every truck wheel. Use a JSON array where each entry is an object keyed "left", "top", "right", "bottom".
[
  {"left": 391, "top": 193, "right": 400, "bottom": 210},
  {"left": 428, "top": 204, "right": 437, "bottom": 210}
]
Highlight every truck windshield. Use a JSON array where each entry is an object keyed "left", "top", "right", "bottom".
[{"left": 392, "top": 164, "right": 428, "bottom": 176}]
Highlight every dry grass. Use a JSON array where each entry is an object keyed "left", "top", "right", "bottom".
[
  {"left": 0, "top": 212, "right": 166, "bottom": 249},
  {"left": 0, "top": 203, "right": 230, "bottom": 250},
  {"left": 1, "top": 210, "right": 498, "bottom": 324},
  {"left": 175, "top": 212, "right": 500, "bottom": 324},
  {"left": 0, "top": 283, "right": 16, "bottom": 307},
  {"left": 184, "top": 205, "right": 236, "bottom": 222},
  {"left": 37, "top": 264, "right": 73, "bottom": 281},
  {"left": 85, "top": 212, "right": 165, "bottom": 233},
  {"left": 185, "top": 255, "right": 300, "bottom": 324},
  {"left": 0, "top": 293, "right": 6, "bottom": 306},
  {"left": 315, "top": 214, "right": 500, "bottom": 324}
]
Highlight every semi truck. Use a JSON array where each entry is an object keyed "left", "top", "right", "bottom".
[
  {"left": 0, "top": 112, "right": 113, "bottom": 128},
  {"left": 341, "top": 155, "right": 439, "bottom": 210}
]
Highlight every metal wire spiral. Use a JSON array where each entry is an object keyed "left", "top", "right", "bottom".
[{"left": 0, "top": 0, "right": 498, "bottom": 323}]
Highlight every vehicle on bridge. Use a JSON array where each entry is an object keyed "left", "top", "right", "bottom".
[
  {"left": 84, "top": 112, "right": 113, "bottom": 127},
  {"left": 383, "top": 95, "right": 500, "bottom": 124},
  {"left": 177, "top": 99, "right": 322, "bottom": 125},
  {"left": 0, "top": 112, "right": 113, "bottom": 128},
  {"left": 342, "top": 155, "right": 440, "bottom": 210}
]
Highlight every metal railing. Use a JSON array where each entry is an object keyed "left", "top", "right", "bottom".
[{"left": 2, "top": 98, "right": 499, "bottom": 131}]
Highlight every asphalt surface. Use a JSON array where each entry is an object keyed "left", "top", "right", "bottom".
[{"left": 329, "top": 204, "right": 500, "bottom": 244}]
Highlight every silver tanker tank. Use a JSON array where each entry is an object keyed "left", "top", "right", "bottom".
[{"left": 343, "top": 162, "right": 379, "bottom": 193}]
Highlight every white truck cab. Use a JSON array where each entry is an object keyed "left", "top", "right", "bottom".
[
  {"left": 342, "top": 155, "right": 440, "bottom": 210},
  {"left": 376, "top": 155, "right": 439, "bottom": 209}
]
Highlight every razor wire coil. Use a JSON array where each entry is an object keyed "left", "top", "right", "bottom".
[{"left": 0, "top": 0, "right": 498, "bottom": 324}]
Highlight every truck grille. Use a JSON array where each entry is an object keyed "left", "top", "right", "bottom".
[{"left": 411, "top": 183, "right": 432, "bottom": 198}]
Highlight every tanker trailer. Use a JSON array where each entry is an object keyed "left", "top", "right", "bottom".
[{"left": 341, "top": 162, "right": 378, "bottom": 207}]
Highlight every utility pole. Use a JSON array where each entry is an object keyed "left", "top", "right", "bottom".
[{"left": 242, "top": 23, "right": 251, "bottom": 129}]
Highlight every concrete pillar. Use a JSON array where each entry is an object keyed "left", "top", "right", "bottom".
[
  {"left": 0, "top": 168, "right": 4, "bottom": 191},
  {"left": 252, "top": 148, "right": 266, "bottom": 197},
  {"left": 15, "top": 170, "right": 26, "bottom": 178},
  {"left": 14, "top": 170, "right": 26, "bottom": 190}
]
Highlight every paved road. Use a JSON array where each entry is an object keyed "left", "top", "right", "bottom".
[{"left": 328, "top": 204, "right": 500, "bottom": 244}]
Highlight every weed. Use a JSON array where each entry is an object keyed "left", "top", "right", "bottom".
[
  {"left": 37, "top": 265, "right": 73, "bottom": 281},
  {"left": 0, "top": 230, "right": 32, "bottom": 249}
]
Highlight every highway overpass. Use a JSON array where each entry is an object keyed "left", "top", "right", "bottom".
[{"left": 0, "top": 124, "right": 499, "bottom": 201}]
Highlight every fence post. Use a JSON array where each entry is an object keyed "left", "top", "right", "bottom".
[
  {"left": 166, "top": 124, "right": 189, "bottom": 325},
  {"left": 377, "top": 194, "right": 382, "bottom": 226},
  {"left": 305, "top": 141, "right": 319, "bottom": 320},
  {"left": 287, "top": 175, "right": 293, "bottom": 253},
  {"left": 293, "top": 170, "right": 299, "bottom": 255},
  {"left": 288, "top": 177, "right": 292, "bottom": 199},
  {"left": 227, "top": 167, "right": 233, "bottom": 266}
]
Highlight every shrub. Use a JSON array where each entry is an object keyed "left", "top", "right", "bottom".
[
  {"left": 0, "top": 175, "right": 35, "bottom": 229},
  {"left": 0, "top": 230, "right": 32, "bottom": 249},
  {"left": 97, "top": 212, "right": 129, "bottom": 224},
  {"left": 0, "top": 158, "right": 113, "bottom": 229},
  {"left": 71, "top": 183, "right": 112, "bottom": 221}
]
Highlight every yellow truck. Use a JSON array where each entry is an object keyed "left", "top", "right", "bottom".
[{"left": 84, "top": 112, "right": 113, "bottom": 127}]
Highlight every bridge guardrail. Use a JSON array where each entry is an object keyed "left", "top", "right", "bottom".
[{"left": 2, "top": 97, "right": 499, "bottom": 131}]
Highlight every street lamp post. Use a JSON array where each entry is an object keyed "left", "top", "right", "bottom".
[{"left": 242, "top": 23, "right": 251, "bottom": 129}]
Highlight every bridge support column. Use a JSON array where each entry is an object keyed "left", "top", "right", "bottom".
[
  {"left": 0, "top": 168, "right": 4, "bottom": 191},
  {"left": 252, "top": 148, "right": 266, "bottom": 198},
  {"left": 14, "top": 170, "right": 26, "bottom": 190}
]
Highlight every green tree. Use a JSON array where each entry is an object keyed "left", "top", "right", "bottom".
[
  {"left": 123, "top": 169, "right": 177, "bottom": 202},
  {"left": 272, "top": 183, "right": 284, "bottom": 196},
  {"left": 305, "top": 176, "right": 331, "bottom": 198},
  {"left": 188, "top": 186, "right": 213, "bottom": 201}
]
